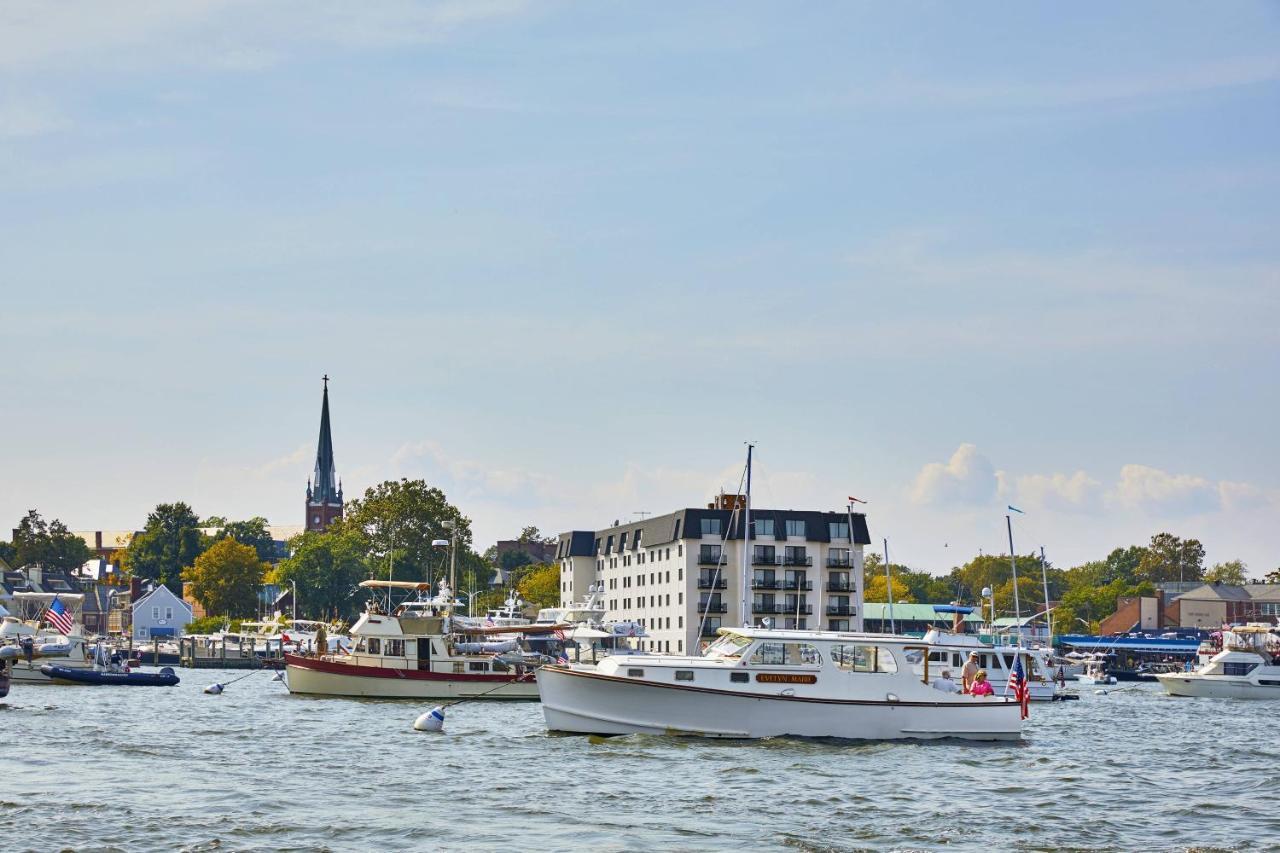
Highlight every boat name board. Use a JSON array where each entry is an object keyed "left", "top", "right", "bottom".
[{"left": 755, "top": 673, "right": 817, "bottom": 684}]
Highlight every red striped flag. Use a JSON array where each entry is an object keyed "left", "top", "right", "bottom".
[{"left": 46, "top": 596, "right": 74, "bottom": 635}]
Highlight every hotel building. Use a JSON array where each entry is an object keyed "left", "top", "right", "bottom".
[{"left": 555, "top": 496, "right": 871, "bottom": 654}]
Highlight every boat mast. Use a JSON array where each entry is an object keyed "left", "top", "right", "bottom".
[
  {"left": 1040, "top": 545, "right": 1051, "bottom": 646},
  {"left": 884, "top": 538, "right": 895, "bottom": 634},
  {"left": 741, "top": 443, "right": 753, "bottom": 629},
  {"left": 1005, "top": 514, "right": 1021, "bottom": 648}
]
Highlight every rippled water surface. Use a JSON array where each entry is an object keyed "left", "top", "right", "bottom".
[{"left": 3, "top": 672, "right": 1277, "bottom": 851}]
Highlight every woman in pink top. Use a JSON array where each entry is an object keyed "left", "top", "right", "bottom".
[{"left": 969, "top": 669, "right": 994, "bottom": 696}]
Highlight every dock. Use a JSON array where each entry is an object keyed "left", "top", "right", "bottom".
[{"left": 178, "top": 636, "right": 286, "bottom": 669}]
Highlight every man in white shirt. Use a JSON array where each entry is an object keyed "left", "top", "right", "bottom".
[{"left": 931, "top": 669, "right": 961, "bottom": 693}]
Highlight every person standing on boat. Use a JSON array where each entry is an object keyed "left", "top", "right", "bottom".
[{"left": 961, "top": 652, "right": 980, "bottom": 693}]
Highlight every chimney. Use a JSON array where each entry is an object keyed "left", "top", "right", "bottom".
[
  {"left": 95, "top": 531, "right": 103, "bottom": 551},
  {"left": 952, "top": 603, "right": 964, "bottom": 634}
]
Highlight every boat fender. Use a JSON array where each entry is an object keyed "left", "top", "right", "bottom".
[
  {"left": 413, "top": 706, "right": 446, "bottom": 732},
  {"left": 204, "top": 683, "right": 224, "bottom": 695}
]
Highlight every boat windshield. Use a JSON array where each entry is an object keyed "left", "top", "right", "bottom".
[{"left": 703, "top": 633, "right": 752, "bottom": 660}]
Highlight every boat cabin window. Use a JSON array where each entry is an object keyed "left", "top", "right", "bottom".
[
  {"left": 355, "top": 638, "right": 368, "bottom": 653},
  {"left": 469, "top": 662, "right": 489, "bottom": 672},
  {"left": 384, "top": 640, "right": 404, "bottom": 657},
  {"left": 747, "top": 642, "right": 822, "bottom": 667},
  {"left": 628, "top": 668, "right": 645, "bottom": 677},
  {"left": 928, "top": 652, "right": 948, "bottom": 663},
  {"left": 1223, "top": 661, "right": 1258, "bottom": 677},
  {"left": 830, "top": 644, "right": 898, "bottom": 674},
  {"left": 730, "top": 672, "right": 749, "bottom": 683},
  {"left": 674, "top": 670, "right": 695, "bottom": 681},
  {"left": 703, "top": 633, "right": 753, "bottom": 660},
  {"left": 367, "top": 638, "right": 381, "bottom": 655}
]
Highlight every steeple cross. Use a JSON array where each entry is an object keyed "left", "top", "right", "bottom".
[{"left": 322, "top": 374, "right": 330, "bottom": 389}]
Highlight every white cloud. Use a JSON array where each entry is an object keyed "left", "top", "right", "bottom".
[
  {"left": 1014, "top": 471, "right": 1103, "bottom": 514},
  {"left": 909, "top": 444, "right": 998, "bottom": 506},
  {"left": 1108, "top": 464, "right": 1219, "bottom": 515},
  {"left": 1218, "top": 480, "right": 1274, "bottom": 513}
]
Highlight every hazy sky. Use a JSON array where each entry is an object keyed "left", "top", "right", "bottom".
[{"left": 2, "top": 2, "right": 1277, "bottom": 576}]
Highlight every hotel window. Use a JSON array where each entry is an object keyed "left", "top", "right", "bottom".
[
  {"left": 619, "top": 532, "right": 628, "bottom": 550},
  {"left": 756, "top": 518, "right": 775, "bottom": 537},
  {"left": 700, "top": 517, "right": 721, "bottom": 536},
  {"left": 829, "top": 521, "right": 850, "bottom": 540},
  {"left": 674, "top": 518, "right": 682, "bottom": 539},
  {"left": 678, "top": 544, "right": 682, "bottom": 556},
  {"left": 595, "top": 538, "right": 601, "bottom": 554},
  {"left": 666, "top": 571, "right": 670, "bottom": 583},
  {"left": 785, "top": 519, "right": 806, "bottom": 537},
  {"left": 606, "top": 535, "right": 614, "bottom": 554},
  {"left": 633, "top": 531, "right": 642, "bottom": 549}
]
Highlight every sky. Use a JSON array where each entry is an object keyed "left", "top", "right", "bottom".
[{"left": 1, "top": 2, "right": 1278, "bottom": 577}]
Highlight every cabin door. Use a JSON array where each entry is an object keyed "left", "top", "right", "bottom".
[{"left": 417, "top": 639, "right": 432, "bottom": 671}]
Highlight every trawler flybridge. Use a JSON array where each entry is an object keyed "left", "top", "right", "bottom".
[{"left": 535, "top": 445, "right": 1025, "bottom": 741}]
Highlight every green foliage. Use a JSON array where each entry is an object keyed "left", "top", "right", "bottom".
[
  {"left": 183, "top": 538, "right": 265, "bottom": 618},
  {"left": 864, "top": 573, "right": 913, "bottom": 603},
  {"left": 1204, "top": 559, "right": 1248, "bottom": 586},
  {"left": 1267, "top": 567, "right": 1280, "bottom": 584},
  {"left": 499, "top": 549, "right": 534, "bottom": 572},
  {"left": 339, "top": 479, "right": 474, "bottom": 585},
  {"left": 124, "top": 502, "right": 205, "bottom": 593},
  {"left": 0, "top": 540, "right": 15, "bottom": 567},
  {"left": 10, "top": 510, "right": 92, "bottom": 571},
  {"left": 517, "top": 526, "right": 555, "bottom": 546},
  {"left": 208, "top": 517, "right": 276, "bottom": 563},
  {"left": 187, "top": 615, "right": 232, "bottom": 635},
  {"left": 516, "top": 563, "right": 560, "bottom": 610},
  {"left": 1137, "top": 532, "right": 1205, "bottom": 584},
  {"left": 272, "top": 528, "right": 371, "bottom": 621}
]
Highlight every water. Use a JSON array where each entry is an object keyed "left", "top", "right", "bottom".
[{"left": 2, "top": 674, "right": 1277, "bottom": 852}]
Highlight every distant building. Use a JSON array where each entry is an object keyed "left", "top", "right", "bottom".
[
  {"left": 305, "top": 375, "right": 344, "bottom": 532},
  {"left": 557, "top": 497, "right": 871, "bottom": 655},
  {"left": 1100, "top": 582, "right": 1280, "bottom": 634},
  {"left": 132, "top": 585, "right": 193, "bottom": 641},
  {"left": 71, "top": 530, "right": 137, "bottom": 561}
]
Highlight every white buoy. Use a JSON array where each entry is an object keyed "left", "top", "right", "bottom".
[
  {"left": 204, "top": 683, "right": 224, "bottom": 695},
  {"left": 413, "top": 706, "right": 446, "bottom": 732}
]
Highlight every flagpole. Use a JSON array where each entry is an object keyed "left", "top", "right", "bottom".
[{"left": 1006, "top": 514, "right": 1021, "bottom": 648}]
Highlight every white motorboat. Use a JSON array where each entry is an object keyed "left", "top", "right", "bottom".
[
  {"left": 919, "top": 628, "right": 1062, "bottom": 701},
  {"left": 1075, "top": 657, "right": 1116, "bottom": 686},
  {"left": 284, "top": 580, "right": 559, "bottom": 699},
  {"left": 538, "top": 626, "right": 1022, "bottom": 740},
  {"left": 1156, "top": 624, "right": 1280, "bottom": 699},
  {"left": 0, "top": 594, "right": 94, "bottom": 684}
]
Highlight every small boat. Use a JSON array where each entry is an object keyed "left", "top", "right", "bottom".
[
  {"left": 1156, "top": 624, "right": 1280, "bottom": 699},
  {"left": 1075, "top": 658, "right": 1116, "bottom": 685},
  {"left": 39, "top": 664, "right": 180, "bottom": 686}
]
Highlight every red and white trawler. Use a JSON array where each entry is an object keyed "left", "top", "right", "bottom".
[{"left": 283, "top": 580, "right": 561, "bottom": 699}]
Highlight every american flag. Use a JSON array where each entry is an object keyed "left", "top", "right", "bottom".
[
  {"left": 1008, "top": 654, "right": 1030, "bottom": 720},
  {"left": 46, "top": 596, "right": 74, "bottom": 636}
]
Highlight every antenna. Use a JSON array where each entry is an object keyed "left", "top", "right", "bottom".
[{"left": 634, "top": 511, "right": 651, "bottom": 520}]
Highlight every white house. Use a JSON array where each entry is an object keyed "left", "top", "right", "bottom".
[{"left": 132, "top": 585, "right": 194, "bottom": 641}]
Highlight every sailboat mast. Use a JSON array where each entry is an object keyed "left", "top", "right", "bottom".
[
  {"left": 884, "top": 538, "right": 895, "bottom": 634},
  {"left": 741, "top": 444, "right": 753, "bottom": 629},
  {"left": 1006, "top": 515, "right": 1021, "bottom": 647},
  {"left": 1040, "top": 545, "right": 1051, "bottom": 645}
]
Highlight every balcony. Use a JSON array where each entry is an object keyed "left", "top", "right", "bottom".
[
  {"left": 826, "top": 557, "right": 851, "bottom": 568},
  {"left": 783, "top": 555, "right": 813, "bottom": 567},
  {"left": 751, "top": 554, "right": 781, "bottom": 566},
  {"left": 699, "top": 623, "right": 724, "bottom": 637},
  {"left": 697, "top": 576, "right": 728, "bottom": 590},
  {"left": 826, "top": 580, "right": 852, "bottom": 592},
  {"left": 698, "top": 551, "right": 724, "bottom": 566},
  {"left": 751, "top": 602, "right": 814, "bottom": 615},
  {"left": 751, "top": 579, "right": 813, "bottom": 591},
  {"left": 697, "top": 601, "right": 729, "bottom": 614},
  {"left": 826, "top": 605, "right": 854, "bottom": 616}
]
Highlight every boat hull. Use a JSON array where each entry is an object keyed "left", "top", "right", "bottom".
[
  {"left": 283, "top": 654, "right": 539, "bottom": 699},
  {"left": 8, "top": 658, "right": 94, "bottom": 684},
  {"left": 537, "top": 666, "right": 1022, "bottom": 741},
  {"left": 1155, "top": 673, "right": 1280, "bottom": 699}
]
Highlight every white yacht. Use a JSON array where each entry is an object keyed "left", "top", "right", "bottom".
[
  {"left": 284, "top": 580, "right": 558, "bottom": 699},
  {"left": 1076, "top": 657, "right": 1117, "bottom": 686},
  {"left": 538, "top": 626, "right": 1022, "bottom": 740},
  {"left": 1156, "top": 624, "right": 1280, "bottom": 699}
]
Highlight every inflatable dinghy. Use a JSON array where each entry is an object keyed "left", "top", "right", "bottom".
[{"left": 39, "top": 664, "right": 180, "bottom": 687}]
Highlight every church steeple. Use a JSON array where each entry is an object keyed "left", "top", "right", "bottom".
[{"left": 305, "top": 375, "right": 343, "bottom": 531}]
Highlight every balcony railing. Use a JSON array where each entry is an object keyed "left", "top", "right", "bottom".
[
  {"left": 751, "top": 579, "right": 813, "bottom": 591},
  {"left": 826, "top": 605, "right": 854, "bottom": 616},
  {"left": 783, "top": 555, "right": 813, "bottom": 567},
  {"left": 751, "top": 603, "right": 814, "bottom": 615},
  {"left": 697, "top": 577, "right": 728, "bottom": 589},
  {"left": 826, "top": 580, "right": 852, "bottom": 592},
  {"left": 751, "top": 554, "right": 780, "bottom": 566},
  {"left": 826, "top": 557, "right": 851, "bottom": 568},
  {"left": 697, "top": 552, "right": 724, "bottom": 565},
  {"left": 697, "top": 601, "right": 729, "bottom": 614}
]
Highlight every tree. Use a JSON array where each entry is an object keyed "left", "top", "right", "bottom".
[
  {"left": 0, "top": 539, "right": 15, "bottom": 567},
  {"left": 864, "top": 574, "right": 913, "bottom": 603},
  {"left": 944, "top": 553, "right": 1046, "bottom": 604},
  {"left": 517, "top": 526, "right": 555, "bottom": 547},
  {"left": 1267, "top": 567, "right": 1280, "bottom": 584},
  {"left": 1204, "top": 559, "right": 1248, "bottom": 586},
  {"left": 271, "top": 529, "right": 371, "bottom": 621},
  {"left": 500, "top": 549, "right": 535, "bottom": 573},
  {"left": 340, "top": 479, "right": 474, "bottom": 585},
  {"left": 209, "top": 517, "right": 277, "bottom": 563},
  {"left": 123, "top": 502, "right": 205, "bottom": 593},
  {"left": 10, "top": 510, "right": 92, "bottom": 571},
  {"left": 516, "top": 563, "right": 560, "bottom": 610},
  {"left": 183, "top": 538, "right": 265, "bottom": 618},
  {"left": 1137, "top": 533, "right": 1205, "bottom": 585}
]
